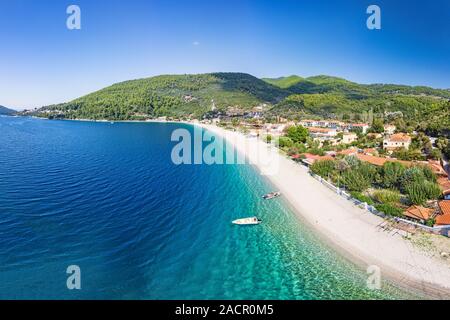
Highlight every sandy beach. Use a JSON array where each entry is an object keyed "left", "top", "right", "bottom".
[{"left": 197, "top": 123, "right": 450, "bottom": 299}]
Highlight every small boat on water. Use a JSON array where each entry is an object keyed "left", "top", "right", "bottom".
[
  {"left": 232, "top": 217, "right": 262, "bottom": 225},
  {"left": 262, "top": 191, "right": 281, "bottom": 200}
]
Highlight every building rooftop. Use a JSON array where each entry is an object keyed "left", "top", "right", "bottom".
[
  {"left": 436, "top": 200, "right": 450, "bottom": 225},
  {"left": 403, "top": 205, "right": 434, "bottom": 221},
  {"left": 385, "top": 133, "right": 411, "bottom": 143}
]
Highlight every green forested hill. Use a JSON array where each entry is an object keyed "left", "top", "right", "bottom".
[
  {"left": 39, "top": 73, "right": 287, "bottom": 120},
  {"left": 34, "top": 72, "right": 449, "bottom": 135},
  {"left": 263, "top": 75, "right": 450, "bottom": 135}
]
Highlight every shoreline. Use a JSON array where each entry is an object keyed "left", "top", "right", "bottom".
[
  {"left": 20, "top": 116, "right": 450, "bottom": 298},
  {"left": 196, "top": 123, "right": 450, "bottom": 299}
]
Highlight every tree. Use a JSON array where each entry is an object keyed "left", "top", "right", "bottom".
[
  {"left": 278, "top": 137, "right": 294, "bottom": 148},
  {"left": 285, "top": 125, "right": 309, "bottom": 143},
  {"left": 371, "top": 118, "right": 384, "bottom": 133},
  {"left": 381, "top": 162, "right": 406, "bottom": 189}
]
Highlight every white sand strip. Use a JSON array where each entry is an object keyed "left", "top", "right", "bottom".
[{"left": 197, "top": 123, "right": 450, "bottom": 299}]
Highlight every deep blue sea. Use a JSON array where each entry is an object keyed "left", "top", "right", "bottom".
[{"left": 0, "top": 116, "right": 412, "bottom": 299}]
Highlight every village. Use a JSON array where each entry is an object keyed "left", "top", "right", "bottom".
[{"left": 199, "top": 106, "right": 450, "bottom": 234}]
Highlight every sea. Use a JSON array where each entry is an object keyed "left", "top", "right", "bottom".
[{"left": 0, "top": 116, "right": 413, "bottom": 299}]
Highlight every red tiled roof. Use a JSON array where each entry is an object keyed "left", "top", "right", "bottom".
[
  {"left": 439, "top": 200, "right": 450, "bottom": 215},
  {"left": 436, "top": 201, "right": 450, "bottom": 225},
  {"left": 437, "top": 177, "right": 450, "bottom": 194},
  {"left": 387, "top": 133, "right": 411, "bottom": 143},
  {"left": 427, "top": 160, "right": 448, "bottom": 177},
  {"left": 338, "top": 148, "right": 358, "bottom": 155},
  {"left": 403, "top": 205, "right": 434, "bottom": 221}
]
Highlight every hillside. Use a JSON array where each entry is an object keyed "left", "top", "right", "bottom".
[
  {"left": 38, "top": 73, "right": 288, "bottom": 120},
  {"left": 263, "top": 75, "right": 450, "bottom": 136},
  {"left": 0, "top": 106, "right": 16, "bottom": 115},
  {"left": 33, "top": 72, "right": 449, "bottom": 135}
]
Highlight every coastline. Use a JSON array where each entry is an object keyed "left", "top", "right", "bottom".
[{"left": 196, "top": 122, "right": 450, "bottom": 299}]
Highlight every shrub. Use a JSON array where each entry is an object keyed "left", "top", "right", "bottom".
[
  {"left": 357, "top": 162, "right": 379, "bottom": 183},
  {"left": 405, "top": 181, "right": 441, "bottom": 205},
  {"left": 374, "top": 203, "right": 403, "bottom": 217},
  {"left": 372, "top": 189, "right": 401, "bottom": 204},
  {"left": 420, "top": 165, "right": 437, "bottom": 183},
  {"left": 341, "top": 170, "right": 371, "bottom": 192},
  {"left": 425, "top": 218, "right": 436, "bottom": 227},
  {"left": 343, "top": 155, "right": 361, "bottom": 168},
  {"left": 381, "top": 162, "right": 406, "bottom": 189},
  {"left": 310, "top": 160, "right": 336, "bottom": 179},
  {"left": 399, "top": 167, "right": 425, "bottom": 192},
  {"left": 350, "top": 191, "right": 374, "bottom": 205},
  {"left": 278, "top": 137, "right": 293, "bottom": 148}
]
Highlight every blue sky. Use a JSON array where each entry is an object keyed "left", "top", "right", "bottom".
[{"left": 1, "top": 0, "right": 449, "bottom": 109}]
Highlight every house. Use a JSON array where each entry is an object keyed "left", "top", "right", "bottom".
[
  {"left": 437, "top": 177, "right": 450, "bottom": 200},
  {"left": 343, "top": 123, "right": 369, "bottom": 134},
  {"left": 427, "top": 160, "right": 447, "bottom": 177},
  {"left": 435, "top": 200, "right": 450, "bottom": 226},
  {"left": 264, "top": 123, "right": 287, "bottom": 137},
  {"left": 299, "top": 119, "right": 319, "bottom": 128},
  {"left": 300, "top": 153, "right": 335, "bottom": 166},
  {"left": 384, "top": 124, "right": 396, "bottom": 135},
  {"left": 383, "top": 133, "right": 411, "bottom": 151},
  {"left": 403, "top": 205, "right": 434, "bottom": 224},
  {"left": 307, "top": 127, "right": 338, "bottom": 140},
  {"left": 341, "top": 132, "right": 358, "bottom": 144}
]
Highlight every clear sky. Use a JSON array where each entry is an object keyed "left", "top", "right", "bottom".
[{"left": 1, "top": 0, "right": 449, "bottom": 109}]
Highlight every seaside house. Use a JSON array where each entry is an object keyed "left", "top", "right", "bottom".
[
  {"left": 403, "top": 205, "right": 434, "bottom": 224},
  {"left": 383, "top": 133, "right": 411, "bottom": 151},
  {"left": 435, "top": 200, "right": 450, "bottom": 226},
  {"left": 300, "top": 153, "right": 335, "bottom": 166},
  {"left": 307, "top": 127, "right": 338, "bottom": 141},
  {"left": 384, "top": 124, "right": 397, "bottom": 135}
]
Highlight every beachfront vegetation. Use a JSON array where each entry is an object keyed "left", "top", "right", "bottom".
[
  {"left": 285, "top": 125, "right": 309, "bottom": 143},
  {"left": 309, "top": 156, "right": 442, "bottom": 216}
]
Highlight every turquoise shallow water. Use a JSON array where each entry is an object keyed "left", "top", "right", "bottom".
[{"left": 0, "top": 116, "right": 412, "bottom": 299}]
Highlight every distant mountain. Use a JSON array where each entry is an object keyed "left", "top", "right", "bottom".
[
  {"left": 0, "top": 105, "right": 16, "bottom": 115},
  {"left": 33, "top": 72, "right": 449, "bottom": 136}
]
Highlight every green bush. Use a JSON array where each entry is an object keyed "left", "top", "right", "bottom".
[
  {"left": 399, "top": 167, "right": 425, "bottom": 192},
  {"left": 375, "top": 203, "right": 403, "bottom": 217},
  {"left": 372, "top": 189, "right": 401, "bottom": 204},
  {"left": 405, "top": 181, "right": 441, "bottom": 205},
  {"left": 285, "top": 125, "right": 309, "bottom": 143},
  {"left": 381, "top": 162, "right": 406, "bottom": 189},
  {"left": 341, "top": 170, "right": 371, "bottom": 192},
  {"left": 278, "top": 137, "right": 294, "bottom": 148},
  {"left": 350, "top": 191, "right": 374, "bottom": 205},
  {"left": 310, "top": 160, "right": 336, "bottom": 178}
]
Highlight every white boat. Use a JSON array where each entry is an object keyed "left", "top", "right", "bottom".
[
  {"left": 262, "top": 191, "right": 281, "bottom": 200},
  {"left": 232, "top": 217, "right": 262, "bottom": 225}
]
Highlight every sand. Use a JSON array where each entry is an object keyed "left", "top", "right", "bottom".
[{"left": 197, "top": 123, "right": 450, "bottom": 299}]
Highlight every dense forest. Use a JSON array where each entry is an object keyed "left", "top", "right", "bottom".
[{"left": 31, "top": 72, "right": 450, "bottom": 136}]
